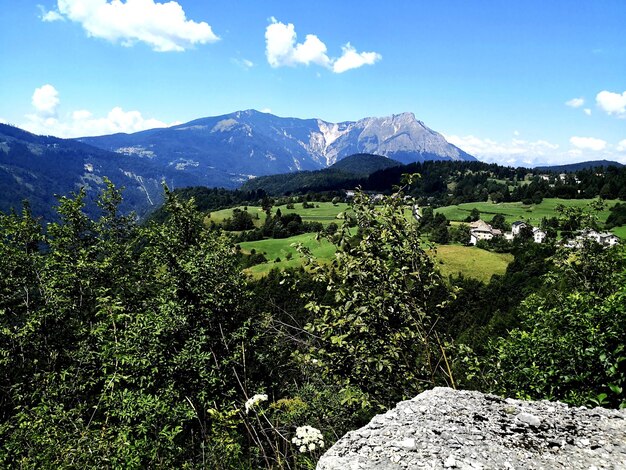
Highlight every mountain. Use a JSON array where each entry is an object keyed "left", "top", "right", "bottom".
[
  {"left": 535, "top": 160, "right": 624, "bottom": 173},
  {"left": 240, "top": 153, "right": 402, "bottom": 195},
  {"left": 80, "top": 110, "right": 475, "bottom": 183},
  {"left": 0, "top": 123, "right": 191, "bottom": 220},
  {"left": 329, "top": 153, "right": 402, "bottom": 175},
  {"left": 1, "top": 111, "right": 475, "bottom": 220}
]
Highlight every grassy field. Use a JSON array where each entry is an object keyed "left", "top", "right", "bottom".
[
  {"left": 435, "top": 198, "right": 620, "bottom": 226},
  {"left": 240, "top": 232, "right": 512, "bottom": 282},
  {"left": 239, "top": 232, "right": 336, "bottom": 276},
  {"left": 433, "top": 245, "right": 513, "bottom": 283},
  {"left": 208, "top": 202, "right": 349, "bottom": 227},
  {"left": 612, "top": 225, "right": 626, "bottom": 239}
]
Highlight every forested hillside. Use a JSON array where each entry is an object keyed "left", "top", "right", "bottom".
[{"left": 212, "top": 159, "right": 626, "bottom": 206}]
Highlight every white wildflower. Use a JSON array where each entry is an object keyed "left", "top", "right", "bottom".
[
  {"left": 244, "top": 393, "right": 268, "bottom": 414},
  {"left": 292, "top": 425, "right": 324, "bottom": 453}
]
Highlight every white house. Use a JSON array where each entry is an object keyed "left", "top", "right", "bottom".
[
  {"left": 533, "top": 227, "right": 547, "bottom": 244},
  {"left": 601, "top": 233, "right": 620, "bottom": 247},
  {"left": 564, "top": 229, "right": 621, "bottom": 248},
  {"left": 511, "top": 221, "right": 527, "bottom": 236},
  {"left": 469, "top": 220, "right": 496, "bottom": 245}
]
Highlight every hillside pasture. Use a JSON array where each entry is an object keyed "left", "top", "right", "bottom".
[
  {"left": 239, "top": 232, "right": 336, "bottom": 276},
  {"left": 433, "top": 245, "right": 513, "bottom": 283},
  {"left": 435, "top": 198, "right": 620, "bottom": 227},
  {"left": 240, "top": 232, "right": 512, "bottom": 282},
  {"left": 208, "top": 202, "right": 349, "bottom": 228}
]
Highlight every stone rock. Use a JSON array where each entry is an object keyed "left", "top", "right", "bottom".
[{"left": 317, "top": 387, "right": 626, "bottom": 470}]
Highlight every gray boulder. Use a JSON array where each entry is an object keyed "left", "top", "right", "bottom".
[{"left": 317, "top": 387, "right": 626, "bottom": 470}]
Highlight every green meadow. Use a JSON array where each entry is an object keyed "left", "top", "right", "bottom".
[
  {"left": 208, "top": 202, "right": 351, "bottom": 227},
  {"left": 435, "top": 198, "right": 620, "bottom": 226},
  {"left": 433, "top": 245, "right": 513, "bottom": 283},
  {"left": 239, "top": 232, "right": 335, "bottom": 276},
  {"left": 240, "top": 232, "right": 513, "bottom": 282}
]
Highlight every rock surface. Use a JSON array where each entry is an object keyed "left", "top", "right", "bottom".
[{"left": 317, "top": 387, "right": 626, "bottom": 470}]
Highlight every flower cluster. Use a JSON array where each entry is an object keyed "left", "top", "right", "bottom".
[
  {"left": 291, "top": 425, "right": 324, "bottom": 453},
  {"left": 244, "top": 393, "right": 268, "bottom": 414}
]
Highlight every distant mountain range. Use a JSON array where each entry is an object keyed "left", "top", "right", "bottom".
[
  {"left": 0, "top": 110, "right": 475, "bottom": 218},
  {"left": 0, "top": 123, "right": 190, "bottom": 221},
  {"left": 4, "top": 110, "right": 623, "bottom": 221},
  {"left": 79, "top": 109, "right": 475, "bottom": 182},
  {"left": 535, "top": 160, "right": 624, "bottom": 173}
]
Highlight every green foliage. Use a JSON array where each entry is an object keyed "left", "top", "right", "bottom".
[
  {"left": 480, "top": 243, "right": 626, "bottom": 408},
  {"left": 296, "top": 188, "right": 453, "bottom": 409},
  {"left": 449, "top": 223, "right": 471, "bottom": 245},
  {"left": 555, "top": 199, "right": 605, "bottom": 234},
  {"left": 606, "top": 202, "right": 626, "bottom": 229},
  {"left": 0, "top": 182, "right": 251, "bottom": 467},
  {"left": 3, "top": 172, "right": 625, "bottom": 469},
  {"left": 223, "top": 208, "right": 255, "bottom": 231}
]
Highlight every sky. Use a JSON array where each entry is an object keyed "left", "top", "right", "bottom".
[{"left": 0, "top": 0, "right": 625, "bottom": 166}]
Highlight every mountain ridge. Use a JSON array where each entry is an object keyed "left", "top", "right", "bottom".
[
  {"left": 535, "top": 160, "right": 624, "bottom": 173},
  {"left": 79, "top": 109, "right": 476, "bottom": 181}
]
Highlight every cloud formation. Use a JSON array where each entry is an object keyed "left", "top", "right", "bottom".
[
  {"left": 265, "top": 18, "right": 381, "bottom": 73},
  {"left": 447, "top": 132, "right": 626, "bottom": 166},
  {"left": 231, "top": 58, "right": 254, "bottom": 70},
  {"left": 24, "top": 85, "right": 173, "bottom": 138},
  {"left": 32, "top": 84, "right": 61, "bottom": 117},
  {"left": 43, "top": 0, "right": 219, "bottom": 52},
  {"left": 569, "top": 136, "right": 607, "bottom": 151},
  {"left": 445, "top": 134, "right": 560, "bottom": 166},
  {"left": 565, "top": 97, "right": 584, "bottom": 108},
  {"left": 596, "top": 90, "right": 626, "bottom": 117}
]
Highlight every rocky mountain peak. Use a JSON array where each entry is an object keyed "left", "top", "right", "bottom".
[{"left": 79, "top": 110, "right": 476, "bottom": 186}]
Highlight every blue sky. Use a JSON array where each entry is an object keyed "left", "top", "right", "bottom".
[{"left": 0, "top": 0, "right": 625, "bottom": 166}]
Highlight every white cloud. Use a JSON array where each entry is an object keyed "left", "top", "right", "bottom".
[
  {"left": 72, "top": 109, "right": 93, "bottom": 120},
  {"left": 332, "top": 43, "right": 381, "bottom": 73},
  {"left": 565, "top": 97, "right": 584, "bottom": 108},
  {"left": 23, "top": 85, "right": 172, "bottom": 138},
  {"left": 445, "top": 134, "right": 560, "bottom": 166},
  {"left": 569, "top": 136, "right": 607, "bottom": 151},
  {"left": 265, "top": 18, "right": 380, "bottom": 73},
  {"left": 616, "top": 139, "right": 626, "bottom": 152},
  {"left": 32, "top": 84, "right": 60, "bottom": 117},
  {"left": 41, "top": 9, "right": 64, "bottom": 22},
  {"left": 260, "top": 108, "right": 272, "bottom": 114},
  {"left": 596, "top": 90, "right": 626, "bottom": 117},
  {"left": 231, "top": 58, "right": 254, "bottom": 70},
  {"left": 44, "top": 0, "right": 219, "bottom": 52},
  {"left": 0, "top": 117, "right": 7, "bottom": 124},
  {"left": 584, "top": 108, "right": 592, "bottom": 116}
]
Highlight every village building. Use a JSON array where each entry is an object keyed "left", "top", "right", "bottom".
[
  {"left": 469, "top": 220, "right": 497, "bottom": 245},
  {"left": 511, "top": 221, "right": 527, "bottom": 236},
  {"left": 533, "top": 227, "right": 547, "bottom": 244},
  {"left": 565, "top": 229, "right": 621, "bottom": 248}
]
